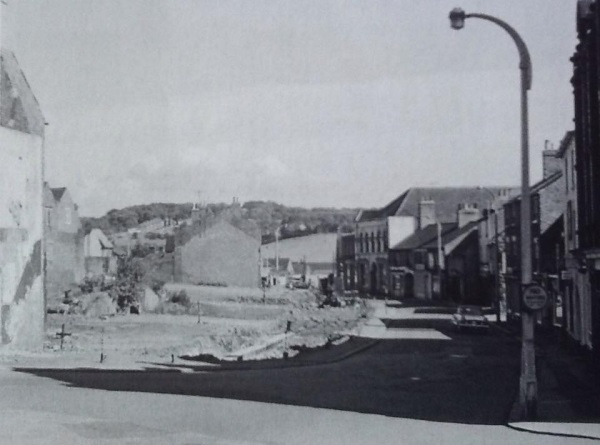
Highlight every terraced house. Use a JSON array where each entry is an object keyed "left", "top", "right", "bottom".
[{"left": 355, "top": 187, "right": 512, "bottom": 297}]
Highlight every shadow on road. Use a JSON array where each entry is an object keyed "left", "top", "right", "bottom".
[{"left": 15, "top": 321, "right": 526, "bottom": 426}]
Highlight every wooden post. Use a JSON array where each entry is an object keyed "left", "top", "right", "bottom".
[{"left": 56, "top": 323, "right": 71, "bottom": 350}]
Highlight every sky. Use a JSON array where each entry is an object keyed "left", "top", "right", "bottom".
[{"left": 5, "top": 0, "right": 577, "bottom": 217}]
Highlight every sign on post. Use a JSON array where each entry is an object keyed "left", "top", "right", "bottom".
[{"left": 522, "top": 284, "right": 548, "bottom": 312}]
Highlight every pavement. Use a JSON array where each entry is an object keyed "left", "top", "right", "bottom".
[
  {"left": 2, "top": 299, "right": 599, "bottom": 443},
  {"left": 500, "top": 322, "right": 600, "bottom": 440},
  {"left": 366, "top": 300, "right": 600, "bottom": 440}
]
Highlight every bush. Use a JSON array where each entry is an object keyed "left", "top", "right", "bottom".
[
  {"left": 151, "top": 279, "right": 165, "bottom": 293},
  {"left": 169, "top": 290, "right": 191, "bottom": 307}
]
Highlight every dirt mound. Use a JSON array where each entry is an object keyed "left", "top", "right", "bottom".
[
  {"left": 199, "top": 301, "right": 287, "bottom": 320},
  {"left": 141, "top": 286, "right": 161, "bottom": 312},
  {"left": 80, "top": 292, "right": 117, "bottom": 317}
]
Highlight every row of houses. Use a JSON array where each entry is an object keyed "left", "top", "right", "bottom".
[
  {"left": 337, "top": 186, "right": 517, "bottom": 303},
  {"left": 337, "top": 138, "right": 570, "bottom": 319},
  {"left": 333, "top": 0, "right": 600, "bottom": 372},
  {"left": 44, "top": 184, "right": 123, "bottom": 290}
]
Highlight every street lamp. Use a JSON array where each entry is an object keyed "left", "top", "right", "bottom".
[{"left": 449, "top": 8, "right": 537, "bottom": 420}]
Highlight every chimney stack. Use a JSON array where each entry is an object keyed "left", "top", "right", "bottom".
[
  {"left": 542, "top": 141, "right": 561, "bottom": 178},
  {"left": 418, "top": 200, "right": 436, "bottom": 229},
  {"left": 457, "top": 203, "right": 481, "bottom": 228}
]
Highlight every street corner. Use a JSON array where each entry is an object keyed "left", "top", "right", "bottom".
[{"left": 508, "top": 422, "right": 600, "bottom": 441}]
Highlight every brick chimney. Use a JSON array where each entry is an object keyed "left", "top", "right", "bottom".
[
  {"left": 458, "top": 203, "right": 481, "bottom": 228},
  {"left": 542, "top": 140, "right": 561, "bottom": 178},
  {"left": 418, "top": 200, "right": 436, "bottom": 229}
]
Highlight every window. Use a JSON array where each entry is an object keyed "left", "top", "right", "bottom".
[
  {"left": 376, "top": 231, "right": 381, "bottom": 252},
  {"left": 531, "top": 195, "right": 540, "bottom": 222},
  {"left": 571, "top": 150, "right": 576, "bottom": 190},
  {"left": 565, "top": 158, "right": 569, "bottom": 193},
  {"left": 414, "top": 250, "right": 425, "bottom": 265},
  {"left": 45, "top": 208, "right": 52, "bottom": 228},
  {"left": 572, "top": 208, "right": 577, "bottom": 247},
  {"left": 567, "top": 201, "right": 573, "bottom": 241}
]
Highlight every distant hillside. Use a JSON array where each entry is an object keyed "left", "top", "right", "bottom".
[
  {"left": 261, "top": 233, "right": 338, "bottom": 264},
  {"left": 82, "top": 201, "right": 359, "bottom": 241}
]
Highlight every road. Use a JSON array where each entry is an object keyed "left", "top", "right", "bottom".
[{"left": 17, "top": 318, "right": 522, "bottom": 425}]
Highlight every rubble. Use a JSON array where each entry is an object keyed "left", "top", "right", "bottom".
[{"left": 42, "top": 284, "right": 372, "bottom": 365}]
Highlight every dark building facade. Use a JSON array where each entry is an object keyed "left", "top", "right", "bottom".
[
  {"left": 570, "top": 0, "right": 600, "bottom": 366},
  {"left": 336, "top": 233, "right": 356, "bottom": 290},
  {"left": 503, "top": 171, "right": 564, "bottom": 319}
]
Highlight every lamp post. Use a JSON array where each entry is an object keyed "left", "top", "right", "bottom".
[{"left": 449, "top": 8, "right": 537, "bottom": 420}]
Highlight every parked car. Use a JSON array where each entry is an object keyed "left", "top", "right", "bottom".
[{"left": 452, "top": 305, "right": 489, "bottom": 332}]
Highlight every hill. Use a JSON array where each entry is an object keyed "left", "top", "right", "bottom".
[
  {"left": 82, "top": 201, "right": 359, "bottom": 241},
  {"left": 260, "top": 233, "right": 338, "bottom": 264}
]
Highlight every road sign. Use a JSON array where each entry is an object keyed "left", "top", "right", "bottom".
[{"left": 522, "top": 284, "right": 548, "bottom": 311}]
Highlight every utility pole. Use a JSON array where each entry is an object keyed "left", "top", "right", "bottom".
[
  {"left": 436, "top": 220, "right": 444, "bottom": 300},
  {"left": 275, "top": 226, "right": 280, "bottom": 272}
]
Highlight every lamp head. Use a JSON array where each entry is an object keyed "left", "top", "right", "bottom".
[{"left": 449, "top": 8, "right": 466, "bottom": 30}]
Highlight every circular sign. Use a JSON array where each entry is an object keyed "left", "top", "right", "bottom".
[{"left": 522, "top": 284, "right": 548, "bottom": 311}]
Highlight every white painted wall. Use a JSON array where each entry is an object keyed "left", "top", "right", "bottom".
[
  {"left": 387, "top": 216, "right": 416, "bottom": 248},
  {"left": 0, "top": 126, "right": 44, "bottom": 348}
]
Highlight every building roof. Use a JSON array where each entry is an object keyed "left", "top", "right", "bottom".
[
  {"left": 421, "top": 220, "right": 480, "bottom": 250},
  {"left": 1, "top": 49, "right": 45, "bottom": 137},
  {"left": 51, "top": 187, "right": 67, "bottom": 202},
  {"left": 391, "top": 223, "right": 457, "bottom": 250},
  {"left": 86, "top": 228, "right": 114, "bottom": 250},
  {"left": 266, "top": 257, "right": 292, "bottom": 271},
  {"left": 505, "top": 171, "right": 563, "bottom": 205},
  {"left": 357, "top": 187, "right": 515, "bottom": 224},
  {"left": 556, "top": 130, "right": 575, "bottom": 158},
  {"left": 356, "top": 190, "right": 410, "bottom": 222}
]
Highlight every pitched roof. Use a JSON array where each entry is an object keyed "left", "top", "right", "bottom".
[
  {"left": 421, "top": 220, "right": 480, "bottom": 250},
  {"left": 0, "top": 49, "right": 45, "bottom": 137},
  {"left": 51, "top": 187, "right": 66, "bottom": 202},
  {"left": 266, "top": 257, "right": 291, "bottom": 271},
  {"left": 391, "top": 223, "right": 457, "bottom": 250},
  {"left": 356, "top": 190, "right": 410, "bottom": 222},
  {"left": 556, "top": 130, "right": 575, "bottom": 158},
  {"left": 505, "top": 171, "right": 563, "bottom": 204},
  {"left": 357, "top": 187, "right": 515, "bottom": 223}
]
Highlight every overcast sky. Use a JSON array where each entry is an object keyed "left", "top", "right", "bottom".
[{"left": 6, "top": 0, "right": 577, "bottom": 216}]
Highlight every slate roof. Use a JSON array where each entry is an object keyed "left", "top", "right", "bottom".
[
  {"left": 421, "top": 220, "right": 480, "bottom": 250},
  {"left": 391, "top": 223, "right": 457, "bottom": 250},
  {"left": 556, "top": 130, "right": 575, "bottom": 159},
  {"left": 0, "top": 49, "right": 45, "bottom": 137},
  {"left": 505, "top": 171, "right": 563, "bottom": 204},
  {"left": 357, "top": 187, "right": 515, "bottom": 224},
  {"left": 266, "top": 257, "right": 291, "bottom": 271},
  {"left": 51, "top": 187, "right": 67, "bottom": 202}
]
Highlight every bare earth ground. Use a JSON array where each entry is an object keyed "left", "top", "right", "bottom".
[{"left": 0, "top": 286, "right": 371, "bottom": 367}]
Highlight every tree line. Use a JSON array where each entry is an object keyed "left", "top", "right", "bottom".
[{"left": 82, "top": 201, "right": 360, "bottom": 242}]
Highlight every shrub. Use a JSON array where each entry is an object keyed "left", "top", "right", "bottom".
[{"left": 170, "top": 290, "right": 191, "bottom": 307}]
